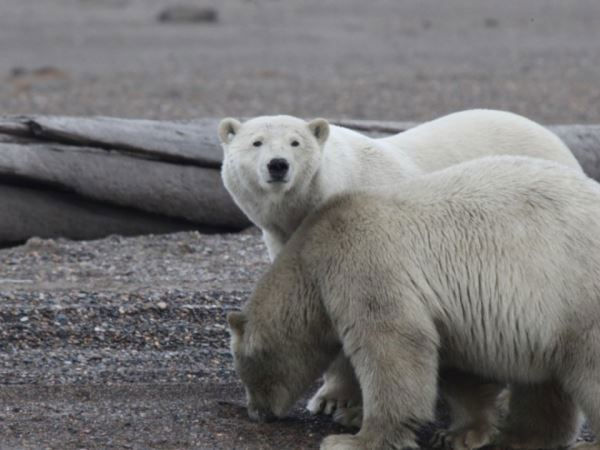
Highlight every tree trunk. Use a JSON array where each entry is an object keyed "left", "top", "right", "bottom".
[{"left": 1, "top": 115, "right": 599, "bottom": 245}]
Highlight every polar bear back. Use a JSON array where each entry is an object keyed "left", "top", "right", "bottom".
[
  {"left": 381, "top": 109, "right": 580, "bottom": 173},
  {"left": 319, "top": 109, "right": 580, "bottom": 205}
]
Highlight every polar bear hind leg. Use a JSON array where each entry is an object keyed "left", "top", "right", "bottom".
[
  {"left": 562, "top": 328, "right": 600, "bottom": 450},
  {"left": 495, "top": 381, "right": 582, "bottom": 449},
  {"left": 431, "top": 380, "right": 582, "bottom": 450},
  {"left": 430, "top": 370, "right": 505, "bottom": 450}
]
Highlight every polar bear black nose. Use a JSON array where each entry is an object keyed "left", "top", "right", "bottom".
[{"left": 267, "top": 158, "right": 289, "bottom": 180}]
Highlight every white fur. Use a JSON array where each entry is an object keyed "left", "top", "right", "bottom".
[
  {"left": 220, "top": 110, "right": 583, "bottom": 444},
  {"left": 229, "top": 157, "right": 600, "bottom": 450},
  {"left": 219, "top": 109, "right": 580, "bottom": 260}
]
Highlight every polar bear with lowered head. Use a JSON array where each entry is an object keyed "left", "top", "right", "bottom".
[
  {"left": 228, "top": 156, "right": 600, "bottom": 450},
  {"left": 218, "top": 109, "right": 582, "bottom": 428}
]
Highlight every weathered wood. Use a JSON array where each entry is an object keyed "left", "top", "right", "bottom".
[
  {"left": 0, "top": 185, "right": 198, "bottom": 246},
  {"left": 552, "top": 125, "right": 600, "bottom": 181},
  {"left": 1, "top": 114, "right": 599, "bottom": 246},
  {"left": 0, "top": 141, "right": 248, "bottom": 229},
  {"left": 332, "top": 119, "right": 417, "bottom": 136},
  {"left": 0, "top": 116, "right": 248, "bottom": 245},
  {"left": 0, "top": 116, "right": 223, "bottom": 168}
]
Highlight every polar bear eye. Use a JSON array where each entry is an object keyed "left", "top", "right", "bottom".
[
  {"left": 253, "top": 141, "right": 262, "bottom": 147},
  {"left": 291, "top": 140, "right": 300, "bottom": 147}
]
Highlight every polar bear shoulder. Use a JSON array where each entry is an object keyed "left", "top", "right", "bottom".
[{"left": 318, "top": 124, "right": 419, "bottom": 198}]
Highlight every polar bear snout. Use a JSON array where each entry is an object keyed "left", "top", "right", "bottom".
[
  {"left": 248, "top": 403, "right": 277, "bottom": 423},
  {"left": 267, "top": 158, "right": 290, "bottom": 182}
]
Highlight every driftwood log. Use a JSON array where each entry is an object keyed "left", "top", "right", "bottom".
[{"left": 0, "top": 115, "right": 599, "bottom": 246}]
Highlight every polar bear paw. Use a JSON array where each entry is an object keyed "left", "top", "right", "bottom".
[
  {"left": 570, "top": 442, "right": 600, "bottom": 450},
  {"left": 332, "top": 405, "right": 362, "bottom": 429},
  {"left": 321, "top": 433, "right": 418, "bottom": 450},
  {"left": 430, "top": 425, "right": 496, "bottom": 450},
  {"left": 320, "top": 434, "right": 362, "bottom": 450},
  {"left": 307, "top": 379, "right": 361, "bottom": 417}
]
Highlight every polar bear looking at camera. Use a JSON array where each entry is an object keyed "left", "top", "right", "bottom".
[
  {"left": 219, "top": 109, "right": 580, "bottom": 261},
  {"left": 228, "top": 157, "right": 600, "bottom": 450},
  {"left": 218, "top": 109, "right": 582, "bottom": 433}
]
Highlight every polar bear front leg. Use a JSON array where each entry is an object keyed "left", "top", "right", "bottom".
[
  {"left": 321, "top": 318, "right": 439, "bottom": 450},
  {"left": 307, "top": 352, "right": 362, "bottom": 424},
  {"left": 262, "top": 229, "right": 286, "bottom": 262}
]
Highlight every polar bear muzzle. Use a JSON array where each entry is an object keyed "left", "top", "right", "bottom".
[
  {"left": 247, "top": 402, "right": 277, "bottom": 423},
  {"left": 267, "top": 158, "right": 290, "bottom": 182}
]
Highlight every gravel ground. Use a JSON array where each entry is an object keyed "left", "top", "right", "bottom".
[
  {"left": 0, "top": 231, "right": 268, "bottom": 386},
  {"left": 0, "top": 230, "right": 356, "bottom": 449}
]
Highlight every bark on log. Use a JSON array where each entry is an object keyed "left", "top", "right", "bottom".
[
  {"left": 0, "top": 185, "right": 197, "bottom": 247},
  {"left": 0, "top": 116, "right": 223, "bottom": 168},
  {"left": 0, "top": 141, "right": 246, "bottom": 228},
  {"left": 0, "top": 115, "right": 599, "bottom": 246},
  {"left": 552, "top": 125, "right": 600, "bottom": 181}
]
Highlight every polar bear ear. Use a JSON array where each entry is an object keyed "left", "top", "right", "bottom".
[
  {"left": 227, "top": 311, "right": 246, "bottom": 336},
  {"left": 308, "top": 118, "right": 330, "bottom": 146},
  {"left": 218, "top": 118, "right": 242, "bottom": 145}
]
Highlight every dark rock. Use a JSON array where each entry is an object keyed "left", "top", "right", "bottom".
[
  {"left": 157, "top": 6, "right": 218, "bottom": 24},
  {"left": 484, "top": 17, "right": 499, "bottom": 28}
]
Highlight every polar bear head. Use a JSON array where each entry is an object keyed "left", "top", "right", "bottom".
[
  {"left": 218, "top": 115, "right": 330, "bottom": 196},
  {"left": 227, "top": 311, "right": 295, "bottom": 422},
  {"left": 227, "top": 285, "right": 340, "bottom": 423}
]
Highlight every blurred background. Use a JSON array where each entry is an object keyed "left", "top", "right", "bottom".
[{"left": 1, "top": 0, "right": 599, "bottom": 123}]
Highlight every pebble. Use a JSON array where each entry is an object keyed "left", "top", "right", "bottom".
[{"left": 157, "top": 6, "right": 218, "bottom": 24}]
